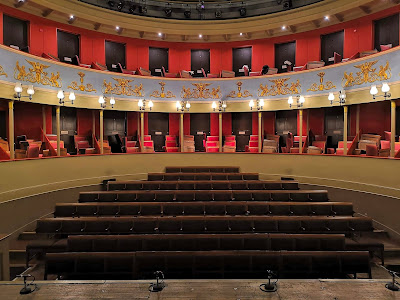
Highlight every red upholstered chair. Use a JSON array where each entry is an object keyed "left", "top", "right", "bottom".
[
  {"left": 27, "top": 145, "right": 40, "bottom": 158},
  {"left": 381, "top": 140, "right": 390, "bottom": 150},
  {"left": 166, "top": 147, "right": 179, "bottom": 152},
  {"left": 143, "top": 135, "right": 152, "bottom": 141},
  {"left": 312, "top": 141, "right": 326, "bottom": 154},
  {"left": 142, "top": 140, "right": 155, "bottom": 152},
  {"left": 249, "top": 135, "right": 258, "bottom": 141},
  {"left": 333, "top": 52, "right": 342, "bottom": 64},
  {"left": 225, "top": 135, "right": 236, "bottom": 142},
  {"left": 380, "top": 44, "right": 392, "bottom": 51},
  {"left": 42, "top": 53, "right": 60, "bottom": 62},
  {"left": 162, "top": 66, "right": 178, "bottom": 78},
  {"left": 293, "top": 65, "right": 306, "bottom": 72},
  {"left": 136, "top": 67, "right": 152, "bottom": 76},
  {"left": 72, "top": 55, "right": 91, "bottom": 68},
  {"left": 201, "top": 68, "right": 219, "bottom": 78},
  {"left": 281, "top": 133, "right": 293, "bottom": 153},
  {"left": 249, "top": 71, "right": 261, "bottom": 76},
  {"left": 179, "top": 70, "right": 192, "bottom": 78},
  {"left": 0, "top": 139, "right": 10, "bottom": 160},
  {"left": 395, "top": 142, "right": 400, "bottom": 152},
  {"left": 384, "top": 131, "right": 391, "bottom": 142},
  {"left": 205, "top": 141, "right": 219, "bottom": 152},
  {"left": 118, "top": 63, "right": 135, "bottom": 75},
  {"left": 293, "top": 136, "right": 307, "bottom": 148},
  {"left": 366, "top": 144, "right": 379, "bottom": 156},
  {"left": 166, "top": 135, "right": 177, "bottom": 141},
  {"left": 220, "top": 70, "right": 235, "bottom": 78},
  {"left": 306, "top": 61, "right": 325, "bottom": 70},
  {"left": 245, "top": 140, "right": 258, "bottom": 152},
  {"left": 342, "top": 52, "right": 360, "bottom": 62},
  {"left": 243, "top": 65, "right": 249, "bottom": 76},
  {"left": 223, "top": 141, "right": 236, "bottom": 152},
  {"left": 91, "top": 62, "right": 108, "bottom": 71},
  {"left": 360, "top": 49, "right": 378, "bottom": 57}
]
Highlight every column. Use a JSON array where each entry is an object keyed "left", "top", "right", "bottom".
[
  {"left": 56, "top": 106, "right": 61, "bottom": 156},
  {"left": 343, "top": 106, "right": 348, "bottom": 155},
  {"left": 8, "top": 101, "right": 14, "bottom": 159},
  {"left": 42, "top": 105, "right": 46, "bottom": 140},
  {"left": 306, "top": 110, "right": 309, "bottom": 134},
  {"left": 140, "top": 112, "right": 145, "bottom": 151},
  {"left": 219, "top": 113, "right": 222, "bottom": 152},
  {"left": 258, "top": 111, "right": 262, "bottom": 152},
  {"left": 299, "top": 109, "right": 303, "bottom": 154},
  {"left": 92, "top": 110, "right": 96, "bottom": 146},
  {"left": 356, "top": 105, "right": 360, "bottom": 137},
  {"left": 180, "top": 113, "right": 184, "bottom": 152},
  {"left": 100, "top": 110, "right": 104, "bottom": 154},
  {"left": 391, "top": 100, "right": 396, "bottom": 157}
]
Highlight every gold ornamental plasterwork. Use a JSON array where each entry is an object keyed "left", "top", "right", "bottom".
[
  {"left": 227, "top": 81, "right": 253, "bottom": 98},
  {"left": 307, "top": 72, "right": 336, "bottom": 92},
  {"left": 181, "top": 83, "right": 221, "bottom": 99},
  {"left": 103, "top": 77, "right": 144, "bottom": 96},
  {"left": 68, "top": 72, "right": 96, "bottom": 92},
  {"left": 258, "top": 78, "right": 301, "bottom": 97},
  {"left": 14, "top": 59, "right": 62, "bottom": 87},
  {"left": 342, "top": 60, "right": 391, "bottom": 88},
  {"left": 149, "top": 82, "right": 176, "bottom": 98},
  {"left": 0, "top": 65, "right": 8, "bottom": 77}
]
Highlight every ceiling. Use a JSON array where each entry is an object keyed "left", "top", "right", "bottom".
[{"left": 4, "top": 0, "right": 400, "bottom": 42}]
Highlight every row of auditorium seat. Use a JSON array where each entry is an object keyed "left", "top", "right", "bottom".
[
  {"left": 36, "top": 216, "right": 373, "bottom": 234},
  {"left": 165, "top": 166, "right": 240, "bottom": 173},
  {"left": 147, "top": 172, "right": 258, "bottom": 181},
  {"left": 44, "top": 250, "right": 371, "bottom": 279},
  {"left": 54, "top": 201, "right": 354, "bottom": 217},
  {"left": 79, "top": 190, "right": 328, "bottom": 202},
  {"left": 107, "top": 180, "right": 299, "bottom": 191},
  {"left": 66, "top": 233, "right": 346, "bottom": 252}
]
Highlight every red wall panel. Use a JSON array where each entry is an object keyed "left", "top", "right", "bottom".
[
  {"left": 263, "top": 111, "right": 275, "bottom": 135},
  {"left": 222, "top": 113, "right": 232, "bottom": 136},
  {"left": 144, "top": 112, "right": 148, "bottom": 135},
  {"left": 183, "top": 114, "right": 190, "bottom": 135},
  {"left": 14, "top": 102, "right": 43, "bottom": 140},
  {"left": 127, "top": 111, "right": 138, "bottom": 136},
  {"left": 169, "top": 113, "right": 180, "bottom": 136},
  {"left": 308, "top": 108, "right": 324, "bottom": 136},
  {"left": 252, "top": 112, "right": 258, "bottom": 135},
  {"left": 210, "top": 113, "right": 219, "bottom": 136},
  {"left": 76, "top": 108, "right": 93, "bottom": 136},
  {"left": 359, "top": 101, "right": 390, "bottom": 136}
]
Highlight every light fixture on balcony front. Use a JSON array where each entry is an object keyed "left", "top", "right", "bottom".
[
  {"left": 13, "top": 82, "right": 34, "bottom": 101},
  {"left": 370, "top": 83, "right": 391, "bottom": 100},
  {"left": 57, "top": 89, "right": 76, "bottom": 105},
  {"left": 288, "top": 95, "right": 305, "bottom": 108},
  {"left": 176, "top": 100, "right": 190, "bottom": 112},
  {"left": 328, "top": 90, "right": 346, "bottom": 105},
  {"left": 99, "top": 95, "right": 115, "bottom": 109},
  {"left": 212, "top": 100, "right": 227, "bottom": 112},
  {"left": 249, "top": 99, "right": 264, "bottom": 111},
  {"left": 138, "top": 99, "right": 153, "bottom": 111}
]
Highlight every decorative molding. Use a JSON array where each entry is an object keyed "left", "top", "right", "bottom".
[
  {"left": 0, "top": 65, "right": 8, "bottom": 78},
  {"left": 181, "top": 83, "right": 221, "bottom": 99},
  {"left": 342, "top": 60, "right": 391, "bottom": 88},
  {"left": 103, "top": 78, "right": 144, "bottom": 96},
  {"left": 14, "top": 59, "right": 62, "bottom": 87},
  {"left": 68, "top": 72, "right": 96, "bottom": 92},
  {"left": 150, "top": 82, "right": 176, "bottom": 98},
  {"left": 258, "top": 78, "right": 301, "bottom": 97},
  {"left": 307, "top": 72, "right": 336, "bottom": 92},
  {"left": 227, "top": 81, "right": 253, "bottom": 98}
]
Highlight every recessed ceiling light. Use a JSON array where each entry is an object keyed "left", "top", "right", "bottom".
[
  {"left": 240, "top": 32, "right": 243, "bottom": 36},
  {"left": 282, "top": 25, "right": 286, "bottom": 30},
  {"left": 199, "top": 34, "right": 203, "bottom": 38},
  {"left": 324, "top": 15, "right": 330, "bottom": 20},
  {"left": 158, "top": 32, "right": 162, "bottom": 36},
  {"left": 69, "top": 15, "right": 74, "bottom": 20},
  {"left": 116, "top": 26, "right": 120, "bottom": 30}
]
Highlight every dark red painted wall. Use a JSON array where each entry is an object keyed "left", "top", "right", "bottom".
[
  {"left": 76, "top": 108, "right": 93, "bottom": 137},
  {"left": 1, "top": 4, "right": 399, "bottom": 71},
  {"left": 359, "top": 101, "right": 391, "bottom": 136},
  {"left": 308, "top": 108, "right": 324, "bottom": 136},
  {"left": 14, "top": 102, "right": 43, "bottom": 140},
  {"left": 263, "top": 111, "right": 275, "bottom": 136},
  {"left": 127, "top": 111, "right": 138, "bottom": 136},
  {"left": 210, "top": 113, "right": 219, "bottom": 136},
  {"left": 169, "top": 113, "right": 179, "bottom": 137},
  {"left": 222, "top": 113, "right": 232, "bottom": 136}
]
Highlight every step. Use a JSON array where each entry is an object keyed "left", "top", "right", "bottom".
[
  {"left": 9, "top": 250, "right": 26, "bottom": 265},
  {"left": 18, "top": 232, "right": 46, "bottom": 241},
  {"left": 384, "top": 247, "right": 400, "bottom": 258}
]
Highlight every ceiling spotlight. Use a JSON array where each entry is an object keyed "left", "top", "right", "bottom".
[
  {"left": 158, "top": 32, "right": 162, "bottom": 37},
  {"left": 129, "top": 5, "right": 136, "bottom": 13},
  {"left": 239, "top": 6, "right": 246, "bottom": 17},
  {"left": 215, "top": 6, "right": 222, "bottom": 19},
  {"left": 116, "top": 26, "right": 120, "bottom": 31},
  {"left": 184, "top": 5, "right": 191, "bottom": 18},
  {"left": 108, "top": 1, "right": 115, "bottom": 7},
  {"left": 117, "top": 1, "right": 125, "bottom": 11},
  {"left": 282, "top": 25, "right": 286, "bottom": 30},
  {"left": 139, "top": 5, "right": 147, "bottom": 14},
  {"left": 164, "top": 6, "right": 172, "bottom": 17},
  {"left": 69, "top": 15, "right": 74, "bottom": 20},
  {"left": 240, "top": 32, "right": 243, "bottom": 36},
  {"left": 199, "top": 34, "right": 203, "bottom": 38},
  {"left": 282, "top": 0, "right": 292, "bottom": 9},
  {"left": 324, "top": 15, "right": 330, "bottom": 20}
]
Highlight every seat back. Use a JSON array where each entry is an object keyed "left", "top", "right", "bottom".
[
  {"left": 243, "top": 65, "right": 249, "bottom": 76},
  {"left": 306, "top": 61, "right": 325, "bottom": 70},
  {"left": 27, "top": 145, "right": 40, "bottom": 158},
  {"left": 333, "top": 52, "right": 342, "bottom": 64},
  {"left": 136, "top": 67, "right": 151, "bottom": 76},
  {"left": 365, "top": 144, "right": 378, "bottom": 156},
  {"left": 220, "top": 70, "right": 235, "bottom": 78}
]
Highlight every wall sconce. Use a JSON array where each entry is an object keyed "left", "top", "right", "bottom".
[
  {"left": 328, "top": 90, "right": 346, "bottom": 105},
  {"left": 138, "top": 99, "right": 153, "bottom": 111},
  {"left": 288, "top": 95, "right": 305, "bottom": 108},
  {"left": 212, "top": 100, "right": 227, "bottom": 112},
  {"left": 176, "top": 100, "right": 190, "bottom": 112},
  {"left": 98, "top": 95, "right": 115, "bottom": 109},
  {"left": 249, "top": 99, "right": 264, "bottom": 111},
  {"left": 14, "top": 82, "right": 34, "bottom": 101},
  {"left": 57, "top": 89, "right": 76, "bottom": 105},
  {"left": 370, "top": 83, "right": 391, "bottom": 100}
]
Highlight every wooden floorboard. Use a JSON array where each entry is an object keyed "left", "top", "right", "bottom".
[{"left": 0, "top": 279, "right": 399, "bottom": 299}]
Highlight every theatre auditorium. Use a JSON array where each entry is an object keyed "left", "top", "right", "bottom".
[{"left": 0, "top": 0, "right": 399, "bottom": 298}]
